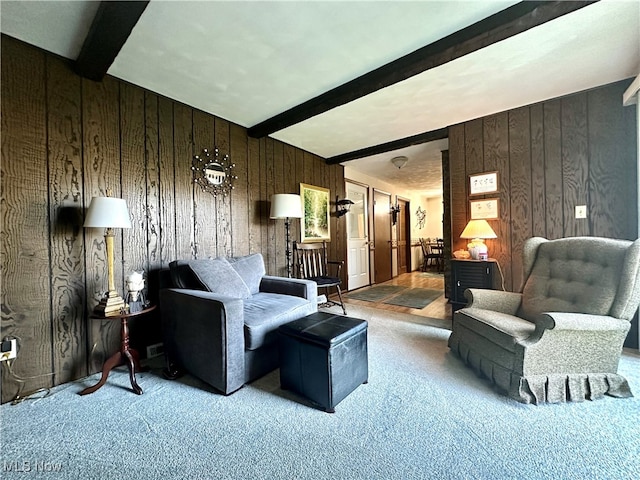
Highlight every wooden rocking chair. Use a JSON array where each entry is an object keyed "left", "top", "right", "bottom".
[{"left": 293, "top": 241, "right": 347, "bottom": 315}]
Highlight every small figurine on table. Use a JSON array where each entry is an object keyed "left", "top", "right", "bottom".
[{"left": 126, "top": 271, "right": 146, "bottom": 313}]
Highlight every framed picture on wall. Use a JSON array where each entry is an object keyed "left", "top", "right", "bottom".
[
  {"left": 470, "top": 198, "right": 499, "bottom": 220},
  {"left": 300, "top": 183, "right": 330, "bottom": 242},
  {"left": 469, "top": 171, "right": 499, "bottom": 196}
]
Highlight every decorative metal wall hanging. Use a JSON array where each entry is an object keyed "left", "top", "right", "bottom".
[
  {"left": 415, "top": 206, "right": 426, "bottom": 229},
  {"left": 192, "top": 147, "right": 238, "bottom": 196},
  {"left": 390, "top": 203, "right": 401, "bottom": 225}
]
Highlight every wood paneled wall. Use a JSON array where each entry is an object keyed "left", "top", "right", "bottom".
[
  {"left": 0, "top": 37, "right": 345, "bottom": 403},
  {"left": 449, "top": 79, "right": 637, "bottom": 292}
]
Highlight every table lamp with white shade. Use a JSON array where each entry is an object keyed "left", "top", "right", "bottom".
[
  {"left": 460, "top": 219, "right": 497, "bottom": 260},
  {"left": 84, "top": 193, "right": 132, "bottom": 316}
]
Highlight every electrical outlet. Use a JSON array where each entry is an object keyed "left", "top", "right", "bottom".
[
  {"left": 146, "top": 342, "right": 164, "bottom": 359},
  {"left": 1, "top": 339, "right": 17, "bottom": 361},
  {"left": 575, "top": 205, "right": 587, "bottom": 219}
]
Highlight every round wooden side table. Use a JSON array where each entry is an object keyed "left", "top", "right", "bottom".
[{"left": 79, "top": 305, "right": 156, "bottom": 396}]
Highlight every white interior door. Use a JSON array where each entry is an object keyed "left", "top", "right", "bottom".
[{"left": 346, "top": 182, "right": 370, "bottom": 290}]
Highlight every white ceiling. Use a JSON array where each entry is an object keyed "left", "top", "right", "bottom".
[{"left": 1, "top": 1, "right": 639, "bottom": 197}]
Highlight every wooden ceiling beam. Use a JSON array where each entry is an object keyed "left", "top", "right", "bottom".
[
  {"left": 325, "top": 128, "right": 449, "bottom": 165},
  {"left": 248, "top": 1, "right": 595, "bottom": 139},
  {"left": 74, "top": 1, "right": 149, "bottom": 82}
]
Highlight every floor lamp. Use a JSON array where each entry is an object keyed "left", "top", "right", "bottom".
[
  {"left": 270, "top": 194, "right": 302, "bottom": 278},
  {"left": 84, "top": 194, "right": 132, "bottom": 316}
]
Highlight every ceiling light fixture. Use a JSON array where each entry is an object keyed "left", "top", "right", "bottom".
[{"left": 391, "top": 156, "right": 409, "bottom": 169}]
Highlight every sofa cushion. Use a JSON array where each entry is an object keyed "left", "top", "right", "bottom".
[
  {"left": 169, "top": 260, "right": 205, "bottom": 290},
  {"left": 455, "top": 307, "right": 536, "bottom": 353},
  {"left": 178, "top": 258, "right": 251, "bottom": 299},
  {"left": 227, "top": 253, "right": 266, "bottom": 295},
  {"left": 243, "top": 292, "right": 315, "bottom": 350},
  {"left": 520, "top": 238, "right": 624, "bottom": 322}
]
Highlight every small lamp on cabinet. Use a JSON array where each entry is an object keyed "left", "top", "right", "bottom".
[{"left": 460, "top": 219, "right": 497, "bottom": 260}]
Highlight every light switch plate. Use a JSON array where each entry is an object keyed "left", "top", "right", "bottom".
[{"left": 575, "top": 205, "right": 587, "bottom": 219}]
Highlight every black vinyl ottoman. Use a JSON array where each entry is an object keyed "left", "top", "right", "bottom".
[{"left": 278, "top": 312, "right": 368, "bottom": 413}]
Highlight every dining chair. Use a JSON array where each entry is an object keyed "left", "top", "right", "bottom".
[
  {"left": 293, "top": 241, "right": 347, "bottom": 314},
  {"left": 432, "top": 238, "right": 445, "bottom": 272},
  {"left": 420, "top": 238, "right": 442, "bottom": 272},
  {"left": 419, "top": 238, "right": 430, "bottom": 272}
]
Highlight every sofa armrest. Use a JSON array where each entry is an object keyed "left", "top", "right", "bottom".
[
  {"left": 521, "top": 312, "right": 632, "bottom": 373},
  {"left": 536, "top": 312, "right": 630, "bottom": 333},
  {"left": 160, "top": 288, "right": 245, "bottom": 395},
  {"left": 260, "top": 276, "right": 318, "bottom": 300},
  {"left": 464, "top": 288, "right": 522, "bottom": 315}
]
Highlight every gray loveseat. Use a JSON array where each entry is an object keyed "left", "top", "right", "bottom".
[
  {"left": 160, "top": 253, "right": 317, "bottom": 394},
  {"left": 449, "top": 236, "right": 640, "bottom": 404}
]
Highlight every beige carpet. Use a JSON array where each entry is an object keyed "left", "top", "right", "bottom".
[
  {"left": 2, "top": 302, "right": 638, "bottom": 479},
  {"left": 321, "top": 301, "right": 451, "bottom": 330}
]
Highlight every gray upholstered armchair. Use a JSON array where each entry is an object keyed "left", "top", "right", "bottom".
[
  {"left": 160, "top": 253, "right": 317, "bottom": 395},
  {"left": 448, "top": 236, "right": 640, "bottom": 404}
]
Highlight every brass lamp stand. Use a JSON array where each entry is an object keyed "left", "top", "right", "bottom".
[{"left": 94, "top": 226, "right": 126, "bottom": 316}]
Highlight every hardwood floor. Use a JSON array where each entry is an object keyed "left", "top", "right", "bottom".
[{"left": 338, "top": 270, "right": 452, "bottom": 321}]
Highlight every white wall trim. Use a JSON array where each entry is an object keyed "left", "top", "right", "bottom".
[{"left": 623, "top": 73, "right": 640, "bottom": 106}]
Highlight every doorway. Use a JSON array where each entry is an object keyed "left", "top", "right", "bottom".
[
  {"left": 396, "top": 197, "right": 411, "bottom": 274},
  {"left": 346, "top": 181, "right": 370, "bottom": 290},
  {"left": 373, "top": 190, "right": 392, "bottom": 284}
]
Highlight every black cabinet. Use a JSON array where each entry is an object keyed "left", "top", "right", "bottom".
[{"left": 450, "top": 259, "right": 497, "bottom": 312}]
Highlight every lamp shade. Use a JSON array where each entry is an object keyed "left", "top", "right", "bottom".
[
  {"left": 270, "top": 194, "right": 302, "bottom": 219},
  {"left": 84, "top": 197, "right": 132, "bottom": 228},
  {"left": 460, "top": 219, "right": 497, "bottom": 239}
]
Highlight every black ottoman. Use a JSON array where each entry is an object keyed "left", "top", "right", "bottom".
[{"left": 278, "top": 312, "right": 368, "bottom": 413}]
